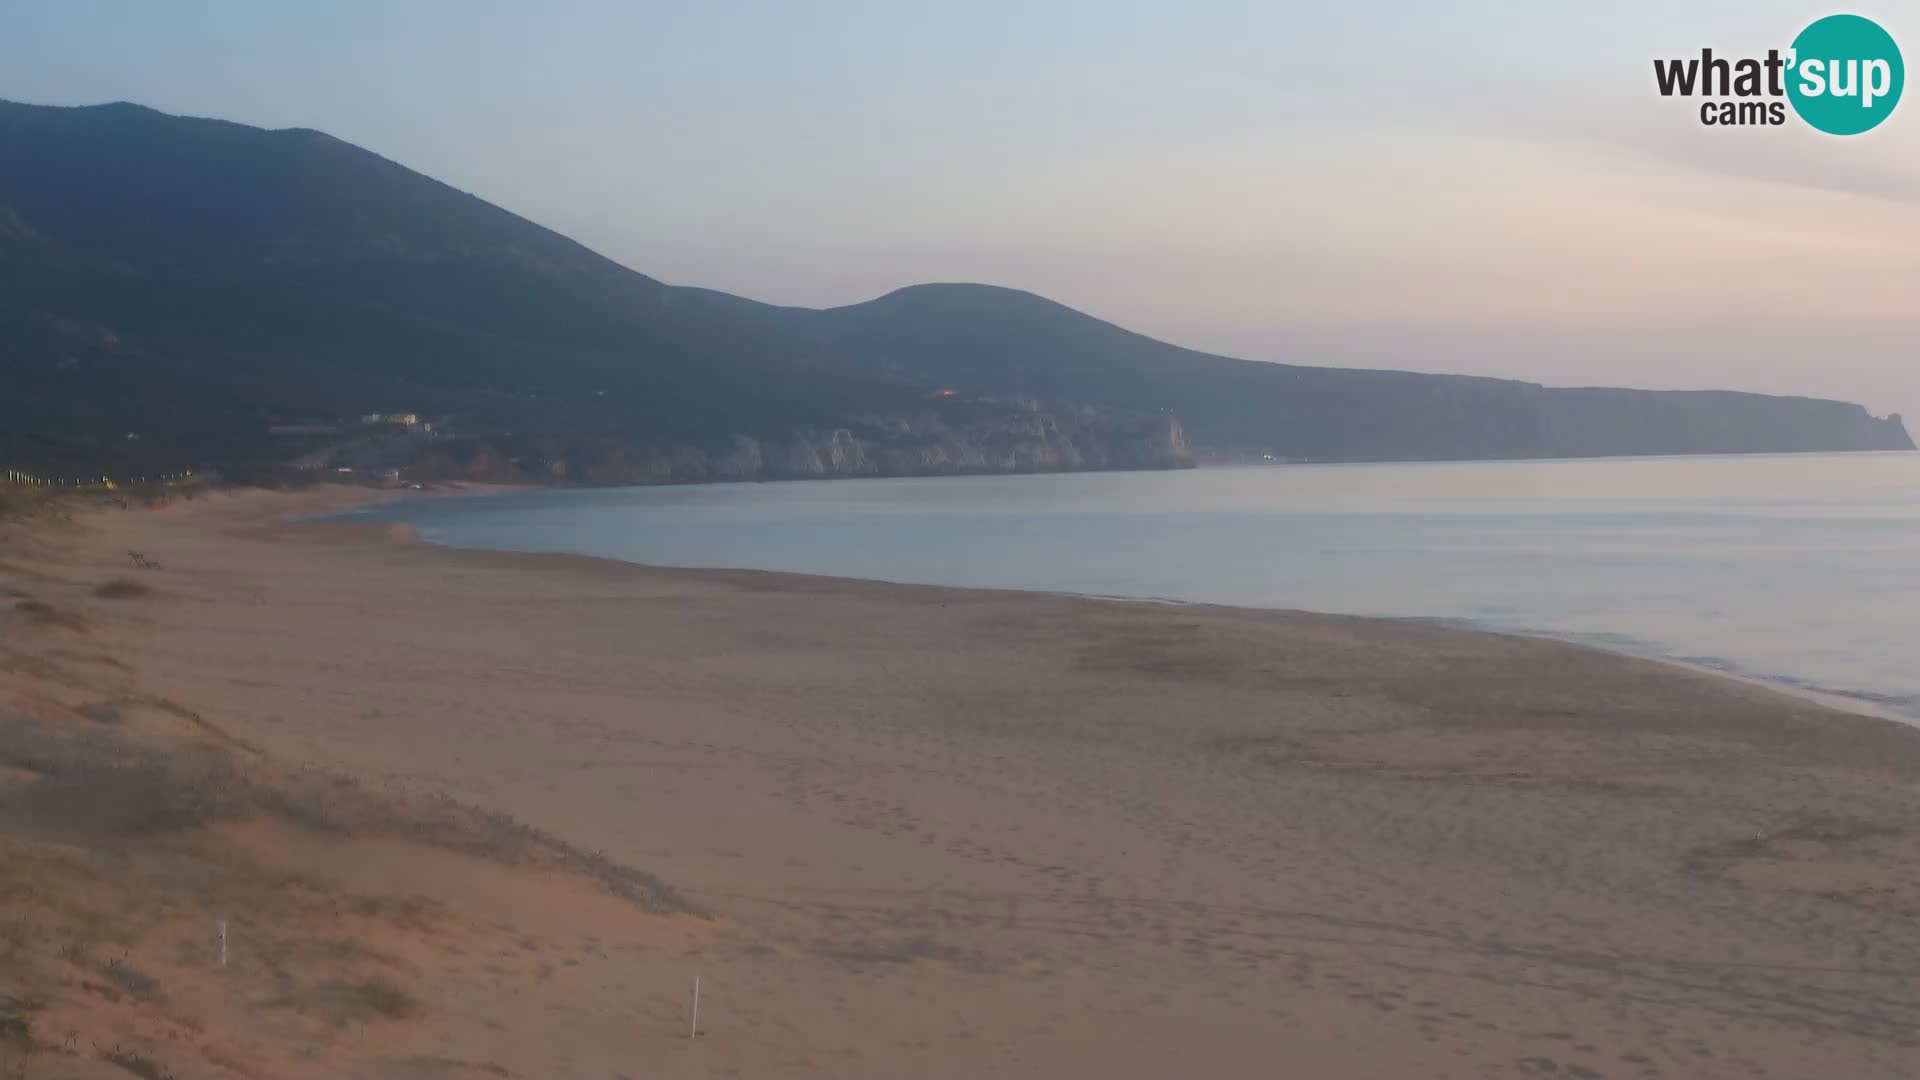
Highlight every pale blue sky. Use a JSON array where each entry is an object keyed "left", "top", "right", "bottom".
[{"left": 4, "top": 2, "right": 1917, "bottom": 417}]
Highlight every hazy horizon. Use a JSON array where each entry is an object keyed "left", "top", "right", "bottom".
[{"left": 4, "top": 1, "right": 1916, "bottom": 419}]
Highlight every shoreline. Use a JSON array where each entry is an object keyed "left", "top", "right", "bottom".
[
  {"left": 343, "top": 481, "right": 1920, "bottom": 731},
  {"left": 15, "top": 484, "right": 1920, "bottom": 1078}
]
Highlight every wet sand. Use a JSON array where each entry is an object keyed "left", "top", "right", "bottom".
[{"left": 11, "top": 485, "right": 1920, "bottom": 1077}]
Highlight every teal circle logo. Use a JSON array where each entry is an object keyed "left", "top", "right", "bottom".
[{"left": 1787, "top": 14, "right": 1904, "bottom": 135}]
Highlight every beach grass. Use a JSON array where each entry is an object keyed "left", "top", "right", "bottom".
[
  {"left": 93, "top": 578, "right": 152, "bottom": 600},
  {"left": 12, "top": 598, "right": 88, "bottom": 632}
]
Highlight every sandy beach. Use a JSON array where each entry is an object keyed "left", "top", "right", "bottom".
[{"left": 6, "top": 485, "right": 1920, "bottom": 1079}]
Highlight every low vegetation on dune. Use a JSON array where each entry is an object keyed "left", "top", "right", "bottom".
[
  {"left": 0, "top": 493, "right": 74, "bottom": 527},
  {"left": 91, "top": 578, "right": 152, "bottom": 600},
  {"left": 271, "top": 977, "right": 423, "bottom": 1025},
  {"left": 9, "top": 598, "right": 87, "bottom": 634},
  {"left": 0, "top": 541, "right": 696, "bottom": 1079},
  {"left": 95, "top": 1043, "right": 178, "bottom": 1080}
]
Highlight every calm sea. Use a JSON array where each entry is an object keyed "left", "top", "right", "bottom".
[{"left": 355, "top": 453, "right": 1920, "bottom": 720}]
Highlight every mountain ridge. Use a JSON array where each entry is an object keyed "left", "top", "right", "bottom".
[
  {"left": 0, "top": 99, "right": 1190, "bottom": 481},
  {"left": 0, "top": 98, "right": 1908, "bottom": 482},
  {"left": 665, "top": 281, "right": 1913, "bottom": 460}
]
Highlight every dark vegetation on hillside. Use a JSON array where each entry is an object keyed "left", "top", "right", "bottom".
[
  {"left": 0, "top": 99, "right": 1907, "bottom": 482},
  {"left": 0, "top": 101, "right": 962, "bottom": 472}
]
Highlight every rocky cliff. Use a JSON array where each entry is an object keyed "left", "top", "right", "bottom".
[{"left": 405, "top": 405, "right": 1193, "bottom": 485}]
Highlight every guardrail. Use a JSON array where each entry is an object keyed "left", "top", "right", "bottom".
[{"left": 2, "top": 468, "right": 196, "bottom": 490}]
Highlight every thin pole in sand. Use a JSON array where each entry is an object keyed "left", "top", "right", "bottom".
[
  {"left": 689, "top": 975, "right": 701, "bottom": 1040},
  {"left": 217, "top": 919, "right": 228, "bottom": 968}
]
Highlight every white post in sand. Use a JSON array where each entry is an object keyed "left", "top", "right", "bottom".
[
  {"left": 218, "top": 919, "right": 227, "bottom": 968},
  {"left": 690, "top": 975, "right": 701, "bottom": 1040}
]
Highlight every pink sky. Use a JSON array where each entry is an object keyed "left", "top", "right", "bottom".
[{"left": 5, "top": 1, "right": 1916, "bottom": 418}]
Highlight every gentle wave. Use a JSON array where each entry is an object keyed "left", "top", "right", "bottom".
[{"left": 358, "top": 453, "right": 1920, "bottom": 723}]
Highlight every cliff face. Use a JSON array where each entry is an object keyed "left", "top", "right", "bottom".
[
  {"left": 1533, "top": 390, "right": 1911, "bottom": 458},
  {"left": 755, "top": 408, "right": 1193, "bottom": 480},
  {"left": 407, "top": 406, "right": 1193, "bottom": 485}
]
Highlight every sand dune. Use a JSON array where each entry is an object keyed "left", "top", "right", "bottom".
[{"left": 6, "top": 485, "right": 1920, "bottom": 1078}]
